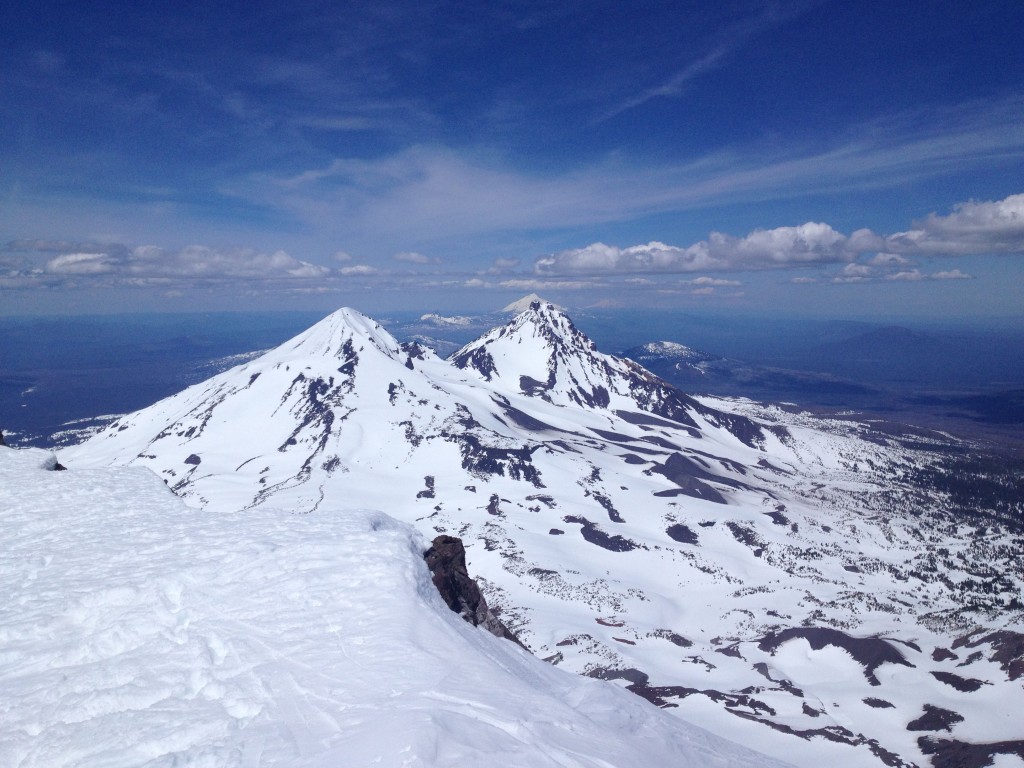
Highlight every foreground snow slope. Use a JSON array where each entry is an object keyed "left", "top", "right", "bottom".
[{"left": 0, "top": 446, "right": 788, "bottom": 768}]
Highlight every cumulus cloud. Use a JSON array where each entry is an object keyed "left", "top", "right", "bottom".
[
  {"left": 932, "top": 268, "right": 973, "bottom": 280},
  {"left": 534, "top": 193, "right": 1023, "bottom": 283},
  {"left": 884, "top": 193, "right": 1024, "bottom": 255},
  {"left": 537, "top": 223, "right": 867, "bottom": 275}
]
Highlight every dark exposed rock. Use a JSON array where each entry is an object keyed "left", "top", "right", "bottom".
[
  {"left": 715, "top": 644, "right": 743, "bottom": 659},
  {"left": 932, "top": 647, "right": 958, "bottom": 662},
  {"left": 184, "top": 454, "right": 202, "bottom": 465},
  {"left": 587, "top": 666, "right": 775, "bottom": 715},
  {"left": 416, "top": 475, "right": 435, "bottom": 499},
  {"left": 592, "top": 491, "right": 624, "bottom": 522},
  {"left": 751, "top": 662, "right": 804, "bottom": 697},
  {"left": 666, "top": 523, "right": 699, "bottom": 545},
  {"left": 0, "top": 429, "right": 5, "bottom": 446},
  {"left": 649, "top": 629, "right": 692, "bottom": 647},
  {"left": 758, "top": 627, "right": 914, "bottom": 685},
  {"left": 444, "top": 432, "right": 544, "bottom": 487},
  {"left": 952, "top": 630, "right": 1024, "bottom": 681},
  {"left": 563, "top": 514, "right": 639, "bottom": 551},
  {"left": 863, "top": 697, "right": 896, "bottom": 709},
  {"left": 423, "top": 535, "right": 525, "bottom": 649},
  {"left": 486, "top": 494, "right": 504, "bottom": 516},
  {"left": 930, "top": 670, "right": 988, "bottom": 692},
  {"left": 548, "top": 528, "right": 564, "bottom": 535},
  {"left": 918, "top": 737, "right": 1024, "bottom": 768},
  {"left": 907, "top": 704, "right": 964, "bottom": 732}
]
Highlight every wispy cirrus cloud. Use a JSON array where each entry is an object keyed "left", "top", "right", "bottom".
[
  {"left": 234, "top": 97, "right": 1024, "bottom": 256},
  {"left": 597, "top": 2, "right": 822, "bottom": 123}
]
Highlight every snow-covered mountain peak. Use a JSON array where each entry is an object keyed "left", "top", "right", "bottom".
[
  {"left": 501, "top": 293, "right": 564, "bottom": 313},
  {"left": 278, "top": 305, "right": 404, "bottom": 362},
  {"left": 449, "top": 301, "right": 621, "bottom": 405}
]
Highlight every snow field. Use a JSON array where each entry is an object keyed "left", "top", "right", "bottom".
[{"left": 1, "top": 446, "right": 792, "bottom": 768}]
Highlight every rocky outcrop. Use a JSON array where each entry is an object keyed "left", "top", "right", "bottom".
[{"left": 424, "top": 535, "right": 526, "bottom": 649}]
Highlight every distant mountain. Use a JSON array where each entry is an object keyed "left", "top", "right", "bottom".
[
  {"left": 501, "top": 293, "right": 563, "bottom": 313},
  {"left": 61, "top": 303, "right": 1024, "bottom": 768}
]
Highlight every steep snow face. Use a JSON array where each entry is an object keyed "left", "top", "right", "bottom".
[
  {"left": 60, "top": 306, "right": 1024, "bottom": 768},
  {"left": 2, "top": 445, "right": 789, "bottom": 768}
]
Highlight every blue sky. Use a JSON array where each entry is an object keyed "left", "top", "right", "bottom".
[{"left": 2, "top": 0, "right": 1023, "bottom": 319}]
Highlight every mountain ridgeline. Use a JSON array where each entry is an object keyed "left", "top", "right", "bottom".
[{"left": 62, "top": 302, "right": 1024, "bottom": 768}]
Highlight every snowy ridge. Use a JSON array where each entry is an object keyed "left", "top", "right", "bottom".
[
  {"left": 59, "top": 305, "right": 1024, "bottom": 768},
  {"left": 1, "top": 446, "right": 787, "bottom": 767}
]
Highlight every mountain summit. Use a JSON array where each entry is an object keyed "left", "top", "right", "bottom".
[
  {"left": 61, "top": 306, "right": 1024, "bottom": 768},
  {"left": 500, "top": 293, "right": 564, "bottom": 313}
]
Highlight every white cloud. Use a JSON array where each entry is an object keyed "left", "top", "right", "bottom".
[
  {"left": 393, "top": 251, "right": 437, "bottom": 264},
  {"left": 840, "top": 263, "right": 874, "bottom": 278},
  {"left": 536, "top": 223, "right": 862, "bottom": 275},
  {"left": 686, "top": 276, "right": 742, "bottom": 286},
  {"left": 499, "top": 278, "right": 595, "bottom": 291},
  {"left": 869, "top": 252, "right": 911, "bottom": 266},
  {"left": 931, "top": 269, "right": 973, "bottom": 280},
  {"left": 125, "top": 246, "right": 331, "bottom": 279},
  {"left": 485, "top": 257, "right": 521, "bottom": 275},
  {"left": 333, "top": 250, "right": 354, "bottom": 262},
  {"left": 884, "top": 193, "right": 1024, "bottom": 256},
  {"left": 9, "top": 242, "right": 335, "bottom": 289},
  {"left": 46, "top": 252, "right": 116, "bottom": 275},
  {"left": 339, "top": 264, "right": 379, "bottom": 276},
  {"left": 886, "top": 269, "right": 925, "bottom": 281}
]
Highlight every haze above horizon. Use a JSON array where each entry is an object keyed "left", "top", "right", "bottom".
[{"left": 3, "top": 1, "right": 1023, "bottom": 319}]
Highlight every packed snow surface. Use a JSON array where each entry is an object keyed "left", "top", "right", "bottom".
[{"left": 0, "top": 446, "right": 789, "bottom": 768}]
